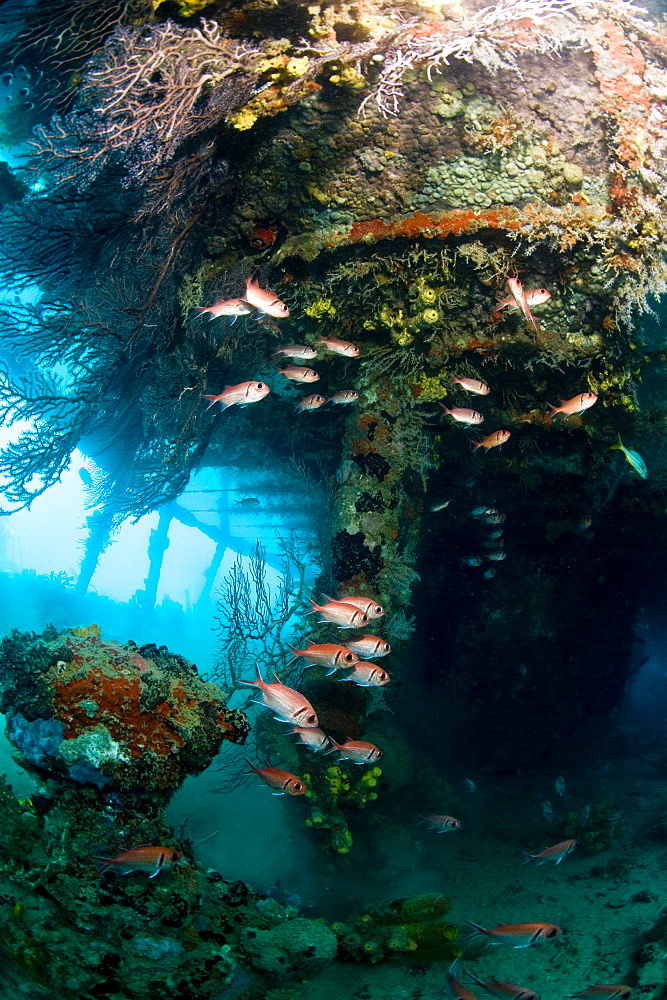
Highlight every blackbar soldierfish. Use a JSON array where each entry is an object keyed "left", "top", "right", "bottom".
[
  {"left": 467, "top": 971, "right": 540, "bottom": 1000},
  {"left": 522, "top": 838, "right": 578, "bottom": 866},
  {"left": 421, "top": 814, "right": 461, "bottom": 832},
  {"left": 240, "top": 663, "right": 319, "bottom": 728},
  {"left": 194, "top": 297, "right": 253, "bottom": 321},
  {"left": 345, "top": 635, "right": 391, "bottom": 658},
  {"left": 273, "top": 345, "right": 317, "bottom": 359},
  {"left": 277, "top": 366, "right": 320, "bottom": 383},
  {"left": 95, "top": 846, "right": 182, "bottom": 878},
  {"left": 445, "top": 959, "right": 478, "bottom": 1000},
  {"left": 243, "top": 276, "right": 289, "bottom": 317},
  {"left": 203, "top": 381, "right": 270, "bottom": 411},
  {"left": 328, "top": 739, "right": 382, "bottom": 764},
  {"left": 567, "top": 988, "right": 632, "bottom": 1000},
  {"left": 296, "top": 394, "right": 328, "bottom": 411},
  {"left": 452, "top": 377, "right": 490, "bottom": 395},
  {"left": 306, "top": 597, "right": 369, "bottom": 629},
  {"left": 440, "top": 405, "right": 484, "bottom": 426},
  {"left": 246, "top": 760, "right": 306, "bottom": 795},
  {"left": 286, "top": 641, "right": 359, "bottom": 669},
  {"left": 471, "top": 430, "right": 511, "bottom": 452},
  {"left": 316, "top": 338, "right": 360, "bottom": 357},
  {"left": 338, "top": 594, "right": 384, "bottom": 619},
  {"left": 329, "top": 390, "right": 359, "bottom": 404},
  {"left": 506, "top": 277, "right": 541, "bottom": 332},
  {"left": 466, "top": 921, "right": 563, "bottom": 949},
  {"left": 546, "top": 392, "right": 598, "bottom": 418},
  {"left": 496, "top": 287, "right": 551, "bottom": 313},
  {"left": 337, "top": 662, "right": 391, "bottom": 687}
]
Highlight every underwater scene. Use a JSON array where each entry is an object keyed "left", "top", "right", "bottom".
[{"left": 1, "top": 0, "right": 667, "bottom": 998}]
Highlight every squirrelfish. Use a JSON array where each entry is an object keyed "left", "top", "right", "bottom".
[
  {"left": 337, "top": 662, "right": 391, "bottom": 687},
  {"left": 440, "top": 405, "right": 484, "bottom": 426},
  {"left": 203, "top": 381, "right": 270, "bottom": 411},
  {"left": 240, "top": 663, "right": 319, "bottom": 728},
  {"left": 487, "top": 551, "right": 506, "bottom": 561},
  {"left": 277, "top": 366, "right": 320, "bottom": 383},
  {"left": 466, "top": 921, "right": 563, "bottom": 949},
  {"left": 243, "top": 276, "right": 289, "bottom": 318},
  {"left": 273, "top": 345, "right": 317, "bottom": 360},
  {"left": 316, "top": 338, "right": 360, "bottom": 357},
  {"left": 452, "top": 377, "right": 490, "bottom": 395},
  {"left": 567, "top": 988, "right": 632, "bottom": 1000},
  {"left": 345, "top": 635, "right": 391, "bottom": 659},
  {"left": 546, "top": 392, "right": 598, "bottom": 418},
  {"left": 328, "top": 739, "right": 382, "bottom": 764},
  {"left": 467, "top": 971, "right": 540, "bottom": 1000},
  {"left": 496, "top": 287, "right": 551, "bottom": 313},
  {"left": 506, "top": 277, "right": 541, "bottom": 332},
  {"left": 95, "top": 846, "right": 182, "bottom": 878},
  {"left": 421, "top": 814, "right": 461, "bottom": 832},
  {"left": 194, "top": 297, "right": 254, "bottom": 321},
  {"left": 522, "top": 838, "right": 577, "bottom": 866},
  {"left": 306, "top": 597, "right": 369, "bottom": 628},
  {"left": 339, "top": 594, "right": 384, "bottom": 619},
  {"left": 297, "top": 394, "right": 328, "bottom": 411},
  {"left": 610, "top": 434, "right": 647, "bottom": 479},
  {"left": 290, "top": 726, "right": 330, "bottom": 751},
  {"left": 446, "top": 959, "right": 478, "bottom": 1000},
  {"left": 472, "top": 430, "right": 511, "bottom": 452},
  {"left": 247, "top": 760, "right": 306, "bottom": 795},
  {"left": 330, "top": 390, "right": 359, "bottom": 404},
  {"left": 286, "top": 641, "right": 359, "bottom": 670}
]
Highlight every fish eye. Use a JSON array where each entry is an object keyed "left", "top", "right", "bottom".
[
  {"left": 306, "top": 714, "right": 316, "bottom": 724},
  {"left": 256, "top": 382, "right": 265, "bottom": 389},
  {"left": 344, "top": 652, "right": 354, "bottom": 662},
  {"left": 380, "top": 672, "right": 387, "bottom": 681},
  {"left": 171, "top": 851, "right": 179, "bottom": 861},
  {"left": 374, "top": 605, "right": 383, "bottom": 614},
  {"left": 383, "top": 643, "right": 390, "bottom": 652},
  {"left": 545, "top": 928, "right": 556, "bottom": 937},
  {"left": 294, "top": 782, "right": 303, "bottom": 792}
]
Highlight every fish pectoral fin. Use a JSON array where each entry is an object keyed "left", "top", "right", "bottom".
[{"left": 149, "top": 869, "right": 160, "bottom": 878}]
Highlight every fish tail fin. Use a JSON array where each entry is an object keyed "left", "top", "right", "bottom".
[
  {"left": 193, "top": 306, "right": 209, "bottom": 316},
  {"left": 203, "top": 395, "right": 219, "bottom": 412},
  {"left": 244, "top": 758, "right": 259, "bottom": 774},
  {"left": 520, "top": 852, "right": 534, "bottom": 864},
  {"left": 464, "top": 920, "right": 486, "bottom": 939},
  {"left": 470, "top": 439, "right": 482, "bottom": 452},
  {"left": 240, "top": 663, "right": 263, "bottom": 688},
  {"left": 449, "top": 957, "right": 462, "bottom": 976},
  {"left": 285, "top": 643, "right": 302, "bottom": 664},
  {"left": 610, "top": 433, "right": 623, "bottom": 451},
  {"left": 546, "top": 402, "right": 558, "bottom": 420},
  {"left": 305, "top": 597, "right": 318, "bottom": 615}
]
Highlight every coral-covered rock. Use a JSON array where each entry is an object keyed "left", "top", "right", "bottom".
[{"left": 0, "top": 624, "right": 248, "bottom": 791}]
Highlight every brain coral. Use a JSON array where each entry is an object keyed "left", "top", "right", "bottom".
[{"left": 0, "top": 624, "right": 249, "bottom": 791}]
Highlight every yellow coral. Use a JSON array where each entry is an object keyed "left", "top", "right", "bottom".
[
  {"left": 152, "top": 0, "right": 209, "bottom": 12},
  {"left": 304, "top": 298, "right": 336, "bottom": 318},
  {"left": 414, "top": 373, "right": 448, "bottom": 402},
  {"left": 228, "top": 107, "right": 260, "bottom": 132},
  {"left": 72, "top": 624, "right": 100, "bottom": 639}
]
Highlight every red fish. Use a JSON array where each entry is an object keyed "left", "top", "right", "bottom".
[
  {"left": 440, "top": 405, "right": 484, "bottom": 426},
  {"left": 194, "top": 297, "right": 254, "bottom": 321},
  {"left": 452, "top": 377, "right": 490, "bottom": 395},
  {"left": 345, "top": 635, "right": 391, "bottom": 658},
  {"left": 330, "top": 390, "right": 359, "bottom": 404},
  {"left": 286, "top": 641, "right": 359, "bottom": 669},
  {"left": 546, "top": 392, "right": 598, "bottom": 418},
  {"left": 246, "top": 760, "right": 306, "bottom": 795},
  {"left": 306, "top": 597, "right": 369, "bottom": 629},
  {"left": 471, "top": 430, "right": 511, "bottom": 452},
  {"left": 468, "top": 972, "right": 540, "bottom": 1000},
  {"left": 506, "top": 278, "right": 540, "bottom": 332},
  {"left": 243, "top": 276, "right": 289, "bottom": 317},
  {"left": 466, "top": 921, "right": 563, "bottom": 949},
  {"left": 522, "top": 838, "right": 578, "bottom": 866},
  {"left": 338, "top": 594, "right": 384, "bottom": 619},
  {"left": 337, "top": 662, "right": 391, "bottom": 687},
  {"left": 290, "top": 726, "right": 330, "bottom": 751},
  {"left": 296, "top": 394, "right": 328, "bottom": 411},
  {"left": 95, "top": 846, "right": 181, "bottom": 878},
  {"left": 496, "top": 287, "right": 551, "bottom": 313},
  {"left": 446, "top": 959, "right": 478, "bottom": 1000},
  {"left": 567, "top": 989, "right": 632, "bottom": 1000},
  {"left": 273, "top": 345, "right": 317, "bottom": 360},
  {"left": 203, "top": 381, "right": 270, "bottom": 411},
  {"left": 277, "top": 366, "right": 320, "bottom": 383},
  {"left": 240, "top": 663, "right": 319, "bottom": 728},
  {"left": 421, "top": 814, "right": 461, "bottom": 832},
  {"left": 328, "top": 739, "right": 382, "bottom": 764},
  {"left": 316, "top": 338, "right": 360, "bottom": 357}
]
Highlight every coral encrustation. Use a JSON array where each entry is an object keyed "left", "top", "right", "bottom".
[{"left": 0, "top": 624, "right": 248, "bottom": 791}]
